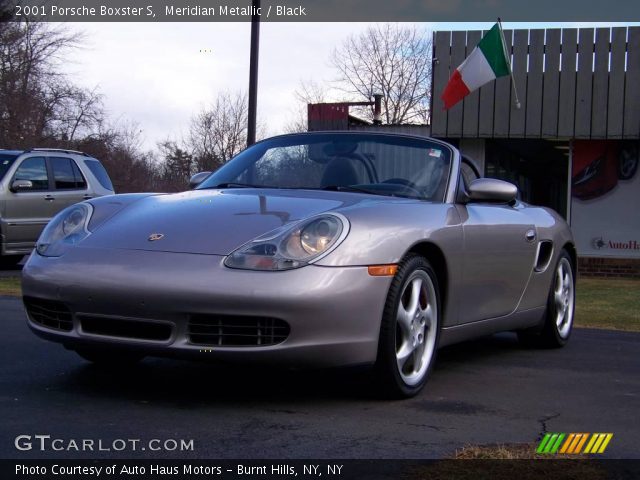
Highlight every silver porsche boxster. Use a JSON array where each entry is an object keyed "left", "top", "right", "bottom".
[{"left": 22, "top": 132, "right": 576, "bottom": 397}]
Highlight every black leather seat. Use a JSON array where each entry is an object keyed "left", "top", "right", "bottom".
[{"left": 320, "top": 158, "right": 359, "bottom": 188}]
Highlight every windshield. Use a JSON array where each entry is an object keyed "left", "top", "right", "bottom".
[
  {"left": 0, "top": 153, "right": 20, "bottom": 182},
  {"left": 198, "top": 133, "right": 452, "bottom": 201}
]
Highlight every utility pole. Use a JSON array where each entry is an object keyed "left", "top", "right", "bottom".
[{"left": 247, "top": 0, "right": 260, "bottom": 147}]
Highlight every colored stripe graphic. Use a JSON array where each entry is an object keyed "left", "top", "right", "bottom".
[
  {"left": 559, "top": 434, "right": 575, "bottom": 454},
  {"left": 574, "top": 433, "right": 589, "bottom": 453},
  {"left": 583, "top": 434, "right": 599, "bottom": 453},
  {"left": 538, "top": 433, "right": 566, "bottom": 454},
  {"left": 591, "top": 434, "right": 606, "bottom": 453},
  {"left": 598, "top": 434, "right": 613, "bottom": 453},
  {"left": 598, "top": 433, "right": 613, "bottom": 453},
  {"left": 543, "top": 434, "right": 559, "bottom": 453},
  {"left": 584, "top": 433, "right": 614, "bottom": 454},
  {"left": 536, "top": 434, "right": 553, "bottom": 454},
  {"left": 550, "top": 433, "right": 566, "bottom": 453},
  {"left": 567, "top": 433, "right": 586, "bottom": 453},
  {"left": 539, "top": 433, "right": 613, "bottom": 454}
]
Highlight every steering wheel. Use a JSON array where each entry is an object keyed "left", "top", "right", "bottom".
[{"left": 381, "top": 178, "right": 422, "bottom": 197}]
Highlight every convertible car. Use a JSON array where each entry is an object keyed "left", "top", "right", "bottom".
[{"left": 22, "top": 132, "right": 576, "bottom": 397}]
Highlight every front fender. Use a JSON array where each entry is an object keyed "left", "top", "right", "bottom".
[{"left": 317, "top": 203, "right": 463, "bottom": 267}]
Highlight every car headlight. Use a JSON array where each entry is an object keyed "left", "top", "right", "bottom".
[
  {"left": 224, "top": 213, "right": 349, "bottom": 271},
  {"left": 36, "top": 203, "right": 93, "bottom": 257}
]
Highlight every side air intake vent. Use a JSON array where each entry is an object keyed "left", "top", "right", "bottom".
[{"left": 535, "top": 241, "right": 554, "bottom": 272}]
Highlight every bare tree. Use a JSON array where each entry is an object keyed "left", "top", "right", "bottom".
[
  {"left": 157, "top": 140, "right": 195, "bottom": 190},
  {"left": 76, "top": 119, "right": 160, "bottom": 193},
  {"left": 331, "top": 23, "right": 432, "bottom": 124},
  {"left": 0, "top": 0, "right": 13, "bottom": 21},
  {"left": 0, "top": 20, "right": 91, "bottom": 146},
  {"left": 55, "top": 86, "right": 104, "bottom": 142},
  {"left": 188, "top": 91, "right": 249, "bottom": 172},
  {"left": 0, "top": 18, "right": 179, "bottom": 194},
  {"left": 284, "top": 79, "right": 330, "bottom": 133}
]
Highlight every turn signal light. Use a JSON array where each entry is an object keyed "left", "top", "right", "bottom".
[{"left": 368, "top": 265, "right": 398, "bottom": 277}]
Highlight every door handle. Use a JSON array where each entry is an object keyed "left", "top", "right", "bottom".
[
  {"left": 44, "top": 195, "right": 55, "bottom": 202},
  {"left": 83, "top": 195, "right": 93, "bottom": 200},
  {"left": 525, "top": 229, "right": 537, "bottom": 242}
]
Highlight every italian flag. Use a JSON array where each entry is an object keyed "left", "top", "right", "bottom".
[{"left": 441, "top": 23, "right": 511, "bottom": 110}]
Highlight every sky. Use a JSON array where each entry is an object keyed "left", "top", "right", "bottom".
[{"left": 60, "top": 22, "right": 638, "bottom": 151}]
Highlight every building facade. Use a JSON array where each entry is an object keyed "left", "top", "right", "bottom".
[{"left": 309, "top": 26, "right": 640, "bottom": 277}]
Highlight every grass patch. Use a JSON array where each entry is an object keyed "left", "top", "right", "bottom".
[
  {"left": 575, "top": 277, "right": 640, "bottom": 332},
  {"left": 453, "top": 443, "right": 588, "bottom": 459},
  {"left": 454, "top": 443, "right": 544, "bottom": 459},
  {"left": 403, "top": 444, "right": 608, "bottom": 480},
  {"left": 0, "top": 277, "right": 21, "bottom": 296}
]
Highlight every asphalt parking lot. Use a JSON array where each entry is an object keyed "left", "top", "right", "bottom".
[
  {"left": 0, "top": 297, "right": 640, "bottom": 459},
  {"left": 1, "top": 295, "right": 639, "bottom": 460}
]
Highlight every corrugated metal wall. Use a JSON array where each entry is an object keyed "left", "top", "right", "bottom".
[
  {"left": 431, "top": 26, "right": 640, "bottom": 140},
  {"left": 348, "top": 124, "right": 431, "bottom": 137}
]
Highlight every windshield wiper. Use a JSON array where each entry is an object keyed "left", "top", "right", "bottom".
[
  {"left": 206, "top": 182, "right": 263, "bottom": 189},
  {"left": 320, "top": 185, "right": 396, "bottom": 197},
  {"left": 320, "top": 185, "right": 423, "bottom": 200}
]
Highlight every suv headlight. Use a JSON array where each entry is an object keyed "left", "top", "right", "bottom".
[
  {"left": 225, "top": 213, "right": 349, "bottom": 271},
  {"left": 36, "top": 203, "right": 93, "bottom": 257}
]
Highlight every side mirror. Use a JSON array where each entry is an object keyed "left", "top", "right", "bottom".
[
  {"left": 11, "top": 179, "right": 33, "bottom": 192},
  {"left": 467, "top": 178, "right": 518, "bottom": 203},
  {"left": 189, "top": 171, "right": 211, "bottom": 190}
]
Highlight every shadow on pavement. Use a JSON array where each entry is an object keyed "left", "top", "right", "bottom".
[{"left": 54, "top": 333, "right": 525, "bottom": 405}]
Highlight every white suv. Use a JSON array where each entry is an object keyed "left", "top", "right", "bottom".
[{"left": 0, "top": 148, "right": 114, "bottom": 258}]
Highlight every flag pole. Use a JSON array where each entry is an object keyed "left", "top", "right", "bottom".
[{"left": 498, "top": 18, "right": 521, "bottom": 109}]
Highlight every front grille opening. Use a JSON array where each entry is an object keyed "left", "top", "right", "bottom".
[
  {"left": 24, "top": 297, "right": 73, "bottom": 332},
  {"left": 80, "top": 316, "right": 172, "bottom": 341},
  {"left": 188, "top": 315, "right": 290, "bottom": 347}
]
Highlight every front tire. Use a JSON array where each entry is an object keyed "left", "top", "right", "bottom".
[
  {"left": 374, "top": 255, "right": 440, "bottom": 398},
  {"left": 519, "top": 250, "right": 575, "bottom": 348}
]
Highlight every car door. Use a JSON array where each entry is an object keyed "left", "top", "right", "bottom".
[
  {"left": 455, "top": 165, "right": 538, "bottom": 323},
  {"left": 48, "top": 156, "right": 92, "bottom": 211},
  {"left": 3, "top": 156, "right": 57, "bottom": 248}
]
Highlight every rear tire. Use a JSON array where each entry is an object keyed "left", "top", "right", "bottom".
[
  {"left": 518, "top": 250, "right": 575, "bottom": 348},
  {"left": 75, "top": 347, "right": 144, "bottom": 367},
  {"left": 374, "top": 255, "right": 440, "bottom": 398}
]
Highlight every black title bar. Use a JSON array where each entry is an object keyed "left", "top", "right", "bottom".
[
  {"left": 4, "top": 459, "right": 640, "bottom": 480},
  {"left": 2, "top": 0, "right": 640, "bottom": 22}
]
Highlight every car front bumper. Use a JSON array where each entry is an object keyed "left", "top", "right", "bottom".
[{"left": 21, "top": 248, "right": 392, "bottom": 368}]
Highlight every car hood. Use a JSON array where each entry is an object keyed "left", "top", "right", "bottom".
[{"left": 83, "top": 189, "right": 382, "bottom": 255}]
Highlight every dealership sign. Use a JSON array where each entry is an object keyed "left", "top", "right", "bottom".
[
  {"left": 571, "top": 140, "right": 640, "bottom": 259},
  {"left": 592, "top": 237, "right": 640, "bottom": 252}
]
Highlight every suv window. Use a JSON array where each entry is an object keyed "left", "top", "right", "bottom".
[
  {"left": 13, "top": 157, "right": 49, "bottom": 190},
  {"left": 50, "top": 156, "right": 87, "bottom": 190},
  {"left": 0, "top": 153, "right": 20, "bottom": 182},
  {"left": 84, "top": 159, "right": 114, "bottom": 191}
]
